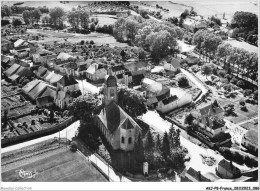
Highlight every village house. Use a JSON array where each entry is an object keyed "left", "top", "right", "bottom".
[
  {"left": 36, "top": 87, "right": 56, "bottom": 108},
  {"left": 32, "top": 49, "right": 57, "bottom": 64},
  {"left": 216, "top": 159, "right": 241, "bottom": 179},
  {"left": 86, "top": 63, "right": 107, "bottom": 81},
  {"left": 55, "top": 74, "right": 79, "bottom": 109},
  {"left": 181, "top": 167, "right": 211, "bottom": 182},
  {"left": 22, "top": 79, "right": 56, "bottom": 102},
  {"left": 163, "top": 58, "right": 181, "bottom": 72},
  {"left": 156, "top": 93, "right": 193, "bottom": 113},
  {"left": 8, "top": 66, "right": 34, "bottom": 83},
  {"left": 182, "top": 18, "right": 207, "bottom": 33},
  {"left": 193, "top": 101, "right": 232, "bottom": 147},
  {"left": 111, "top": 64, "right": 125, "bottom": 76},
  {"left": 141, "top": 78, "right": 170, "bottom": 108},
  {"left": 241, "top": 129, "right": 258, "bottom": 155},
  {"left": 96, "top": 73, "right": 141, "bottom": 151}
]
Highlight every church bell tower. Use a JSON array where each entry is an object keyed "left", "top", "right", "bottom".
[{"left": 104, "top": 68, "right": 118, "bottom": 106}]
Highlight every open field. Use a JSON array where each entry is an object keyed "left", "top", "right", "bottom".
[
  {"left": 225, "top": 39, "right": 258, "bottom": 54},
  {"left": 132, "top": 0, "right": 257, "bottom": 20},
  {"left": 27, "top": 29, "right": 128, "bottom": 47},
  {"left": 2, "top": 147, "right": 107, "bottom": 182}
]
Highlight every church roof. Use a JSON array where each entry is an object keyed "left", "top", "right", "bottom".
[{"left": 98, "top": 101, "right": 140, "bottom": 133}]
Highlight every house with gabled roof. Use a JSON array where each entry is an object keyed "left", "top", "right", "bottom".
[
  {"left": 86, "top": 63, "right": 107, "bottom": 81},
  {"left": 96, "top": 73, "right": 141, "bottom": 151},
  {"left": 217, "top": 159, "right": 241, "bottom": 179},
  {"left": 4, "top": 63, "right": 21, "bottom": 77},
  {"left": 241, "top": 129, "right": 258, "bottom": 155},
  {"left": 181, "top": 167, "right": 211, "bottom": 182}
]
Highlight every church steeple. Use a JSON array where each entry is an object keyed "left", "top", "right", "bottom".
[{"left": 104, "top": 71, "right": 118, "bottom": 106}]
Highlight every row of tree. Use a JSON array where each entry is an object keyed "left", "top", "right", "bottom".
[
  {"left": 22, "top": 9, "right": 42, "bottom": 24},
  {"left": 67, "top": 9, "right": 90, "bottom": 30},
  {"left": 216, "top": 43, "right": 258, "bottom": 82}
]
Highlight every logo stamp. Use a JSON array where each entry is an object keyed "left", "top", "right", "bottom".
[{"left": 15, "top": 169, "right": 38, "bottom": 179}]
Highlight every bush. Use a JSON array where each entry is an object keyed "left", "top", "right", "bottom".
[
  {"left": 1, "top": 20, "right": 10, "bottom": 26},
  {"left": 230, "top": 77, "right": 238, "bottom": 84},
  {"left": 178, "top": 76, "right": 189, "bottom": 88},
  {"left": 70, "top": 141, "right": 78, "bottom": 152},
  {"left": 239, "top": 100, "right": 245, "bottom": 106},
  {"left": 240, "top": 105, "right": 248, "bottom": 111},
  {"left": 244, "top": 155, "right": 258, "bottom": 168},
  {"left": 233, "top": 152, "right": 245, "bottom": 165},
  {"left": 243, "top": 89, "right": 253, "bottom": 97},
  {"left": 237, "top": 80, "right": 245, "bottom": 87},
  {"left": 217, "top": 70, "right": 226, "bottom": 78}
]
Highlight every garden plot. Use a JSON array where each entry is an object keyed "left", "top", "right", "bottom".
[{"left": 239, "top": 119, "right": 258, "bottom": 131}]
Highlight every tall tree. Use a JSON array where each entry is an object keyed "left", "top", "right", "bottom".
[
  {"left": 1, "top": 5, "right": 12, "bottom": 20},
  {"left": 117, "top": 85, "right": 147, "bottom": 118},
  {"left": 144, "top": 129, "right": 154, "bottom": 151},
  {"left": 161, "top": 131, "right": 170, "bottom": 159},
  {"left": 22, "top": 10, "right": 31, "bottom": 24},
  {"left": 135, "top": 133, "right": 145, "bottom": 164},
  {"left": 201, "top": 64, "right": 212, "bottom": 80},
  {"left": 32, "top": 9, "right": 42, "bottom": 24}
]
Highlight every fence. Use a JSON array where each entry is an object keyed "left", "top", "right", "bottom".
[{"left": 1, "top": 117, "right": 74, "bottom": 148}]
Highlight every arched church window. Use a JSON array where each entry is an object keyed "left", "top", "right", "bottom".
[
  {"left": 110, "top": 89, "right": 114, "bottom": 97},
  {"left": 128, "top": 137, "right": 132, "bottom": 144},
  {"left": 121, "top": 136, "right": 125, "bottom": 144}
]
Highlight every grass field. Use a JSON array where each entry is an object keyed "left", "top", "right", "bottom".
[
  {"left": 27, "top": 29, "right": 128, "bottom": 47},
  {"left": 132, "top": 0, "right": 257, "bottom": 20},
  {"left": 225, "top": 39, "right": 258, "bottom": 54},
  {"left": 2, "top": 147, "right": 107, "bottom": 182}
]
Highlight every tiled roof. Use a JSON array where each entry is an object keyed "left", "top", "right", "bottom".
[
  {"left": 161, "top": 95, "right": 178, "bottom": 105},
  {"left": 218, "top": 159, "right": 241, "bottom": 175},
  {"left": 22, "top": 79, "right": 40, "bottom": 93},
  {"left": 111, "top": 65, "right": 124, "bottom": 72},
  {"left": 36, "top": 66, "right": 48, "bottom": 77},
  {"left": 244, "top": 129, "right": 258, "bottom": 146},
  {"left": 98, "top": 101, "right": 140, "bottom": 133},
  {"left": 4, "top": 64, "right": 21, "bottom": 77},
  {"left": 58, "top": 75, "right": 78, "bottom": 87},
  {"left": 186, "top": 167, "right": 210, "bottom": 182}
]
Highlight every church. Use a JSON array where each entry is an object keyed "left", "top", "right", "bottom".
[{"left": 96, "top": 72, "right": 141, "bottom": 151}]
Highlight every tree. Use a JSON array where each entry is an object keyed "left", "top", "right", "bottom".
[
  {"left": 68, "top": 92, "right": 100, "bottom": 121},
  {"left": 12, "top": 18, "right": 22, "bottom": 27},
  {"left": 49, "top": 7, "right": 65, "bottom": 27},
  {"left": 22, "top": 10, "right": 31, "bottom": 24},
  {"left": 49, "top": 110, "right": 54, "bottom": 122},
  {"left": 32, "top": 9, "right": 42, "bottom": 24},
  {"left": 70, "top": 141, "right": 78, "bottom": 152},
  {"left": 201, "top": 64, "right": 212, "bottom": 80},
  {"left": 155, "top": 134, "right": 161, "bottom": 150},
  {"left": 161, "top": 131, "right": 170, "bottom": 159},
  {"left": 184, "top": 113, "right": 194, "bottom": 126},
  {"left": 144, "top": 129, "right": 154, "bottom": 151},
  {"left": 41, "top": 15, "right": 50, "bottom": 25},
  {"left": 237, "top": 80, "right": 245, "bottom": 87},
  {"left": 1, "top": 5, "right": 11, "bottom": 20},
  {"left": 232, "top": 11, "right": 258, "bottom": 28},
  {"left": 117, "top": 86, "right": 147, "bottom": 118},
  {"left": 2, "top": 109, "right": 8, "bottom": 129},
  {"left": 135, "top": 133, "right": 145, "bottom": 164},
  {"left": 177, "top": 76, "right": 189, "bottom": 88}
]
